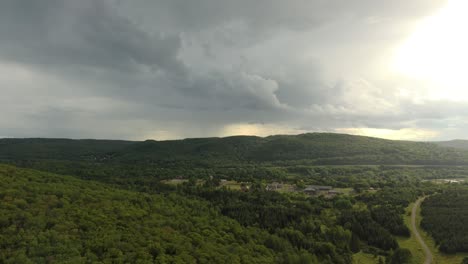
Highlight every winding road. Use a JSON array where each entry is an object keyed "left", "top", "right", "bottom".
[{"left": 412, "top": 197, "right": 433, "bottom": 264}]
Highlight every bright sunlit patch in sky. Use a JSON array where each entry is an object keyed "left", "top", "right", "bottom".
[
  {"left": 393, "top": 0, "right": 468, "bottom": 101},
  {"left": 336, "top": 128, "right": 439, "bottom": 141},
  {"left": 221, "top": 123, "right": 307, "bottom": 137}
]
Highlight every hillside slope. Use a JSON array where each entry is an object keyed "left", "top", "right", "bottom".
[
  {"left": 2, "top": 133, "right": 468, "bottom": 166},
  {"left": 0, "top": 138, "right": 133, "bottom": 161},
  {"left": 0, "top": 164, "right": 313, "bottom": 263},
  {"left": 434, "top": 140, "right": 468, "bottom": 151}
]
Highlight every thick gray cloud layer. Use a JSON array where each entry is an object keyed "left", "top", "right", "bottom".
[{"left": 1, "top": 0, "right": 464, "bottom": 140}]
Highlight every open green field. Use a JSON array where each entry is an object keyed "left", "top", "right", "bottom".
[
  {"left": 425, "top": 178, "right": 466, "bottom": 184},
  {"left": 220, "top": 180, "right": 243, "bottom": 190},
  {"left": 397, "top": 202, "right": 425, "bottom": 264},
  {"left": 334, "top": 187, "right": 355, "bottom": 195},
  {"left": 352, "top": 252, "right": 384, "bottom": 264},
  {"left": 399, "top": 200, "right": 468, "bottom": 264},
  {"left": 161, "top": 178, "right": 188, "bottom": 185}
]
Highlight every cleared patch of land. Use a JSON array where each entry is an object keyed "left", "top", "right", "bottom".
[
  {"left": 353, "top": 252, "right": 382, "bottom": 264},
  {"left": 411, "top": 197, "right": 432, "bottom": 264},
  {"left": 399, "top": 198, "right": 468, "bottom": 264},
  {"left": 423, "top": 178, "right": 466, "bottom": 184},
  {"left": 161, "top": 178, "right": 188, "bottom": 185},
  {"left": 334, "top": 187, "right": 355, "bottom": 195},
  {"left": 397, "top": 201, "right": 425, "bottom": 264}
]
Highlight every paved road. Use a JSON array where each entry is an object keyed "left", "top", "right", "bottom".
[{"left": 412, "top": 197, "right": 433, "bottom": 264}]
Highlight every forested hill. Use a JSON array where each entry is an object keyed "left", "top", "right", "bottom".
[
  {"left": 0, "top": 164, "right": 320, "bottom": 263},
  {"left": 434, "top": 140, "right": 468, "bottom": 151},
  {"left": 2, "top": 133, "right": 468, "bottom": 165},
  {"left": 0, "top": 138, "right": 134, "bottom": 160}
]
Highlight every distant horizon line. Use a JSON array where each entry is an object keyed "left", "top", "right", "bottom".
[{"left": 0, "top": 132, "right": 466, "bottom": 143}]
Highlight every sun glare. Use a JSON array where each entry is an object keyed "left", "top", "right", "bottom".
[{"left": 393, "top": 0, "right": 468, "bottom": 101}]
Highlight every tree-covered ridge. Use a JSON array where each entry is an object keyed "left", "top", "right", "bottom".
[
  {"left": 0, "top": 138, "right": 133, "bottom": 161},
  {"left": 0, "top": 164, "right": 322, "bottom": 263},
  {"left": 435, "top": 140, "right": 468, "bottom": 151},
  {"left": 421, "top": 188, "right": 468, "bottom": 254},
  {"left": 3, "top": 133, "right": 468, "bottom": 166}
]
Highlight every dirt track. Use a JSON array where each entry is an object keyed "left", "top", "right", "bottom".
[{"left": 412, "top": 197, "right": 432, "bottom": 264}]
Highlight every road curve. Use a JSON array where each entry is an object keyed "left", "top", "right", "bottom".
[{"left": 412, "top": 197, "right": 433, "bottom": 264}]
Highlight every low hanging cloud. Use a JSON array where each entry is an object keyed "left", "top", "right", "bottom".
[{"left": 1, "top": 0, "right": 466, "bottom": 141}]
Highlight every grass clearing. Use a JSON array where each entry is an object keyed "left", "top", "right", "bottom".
[
  {"left": 400, "top": 200, "right": 468, "bottom": 264},
  {"left": 397, "top": 202, "right": 425, "bottom": 264},
  {"left": 220, "top": 180, "right": 242, "bottom": 190},
  {"left": 161, "top": 179, "right": 188, "bottom": 185},
  {"left": 352, "top": 251, "right": 382, "bottom": 264},
  {"left": 335, "top": 187, "right": 354, "bottom": 195}
]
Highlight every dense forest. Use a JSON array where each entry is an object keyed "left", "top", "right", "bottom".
[
  {"left": 434, "top": 140, "right": 468, "bottom": 151},
  {"left": 0, "top": 162, "right": 444, "bottom": 263},
  {"left": 0, "top": 165, "right": 322, "bottom": 263},
  {"left": 1, "top": 164, "right": 437, "bottom": 263},
  {"left": 3, "top": 133, "right": 468, "bottom": 167},
  {"left": 2, "top": 133, "right": 468, "bottom": 263},
  {"left": 421, "top": 188, "right": 468, "bottom": 254},
  {"left": 3, "top": 134, "right": 468, "bottom": 191}
]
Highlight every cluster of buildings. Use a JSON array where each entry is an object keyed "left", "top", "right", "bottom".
[
  {"left": 264, "top": 182, "right": 342, "bottom": 197},
  {"left": 217, "top": 179, "right": 344, "bottom": 197},
  {"left": 303, "top": 185, "right": 341, "bottom": 196}
]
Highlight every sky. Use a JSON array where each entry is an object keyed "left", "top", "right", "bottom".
[{"left": 1, "top": 0, "right": 467, "bottom": 141}]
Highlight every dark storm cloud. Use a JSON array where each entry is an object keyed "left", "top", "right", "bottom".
[
  {"left": 0, "top": 0, "right": 461, "bottom": 140},
  {"left": 0, "top": 0, "right": 185, "bottom": 73}
]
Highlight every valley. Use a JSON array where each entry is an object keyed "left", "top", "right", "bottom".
[{"left": 2, "top": 133, "right": 468, "bottom": 263}]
